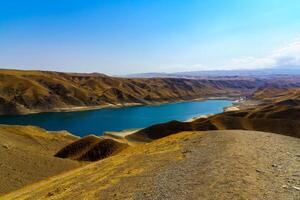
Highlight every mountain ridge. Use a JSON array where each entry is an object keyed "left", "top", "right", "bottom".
[
  {"left": 0, "top": 69, "right": 264, "bottom": 115},
  {"left": 3, "top": 69, "right": 300, "bottom": 115}
]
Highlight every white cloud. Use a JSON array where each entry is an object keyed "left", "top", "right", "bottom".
[
  {"left": 227, "top": 39, "right": 300, "bottom": 70},
  {"left": 162, "top": 38, "right": 300, "bottom": 72}
]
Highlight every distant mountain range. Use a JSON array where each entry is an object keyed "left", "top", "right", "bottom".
[
  {"left": 126, "top": 68, "right": 300, "bottom": 78},
  {"left": 0, "top": 69, "right": 261, "bottom": 115},
  {"left": 2, "top": 68, "right": 300, "bottom": 115}
]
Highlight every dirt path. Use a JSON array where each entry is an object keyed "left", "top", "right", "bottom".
[{"left": 2, "top": 130, "right": 300, "bottom": 200}]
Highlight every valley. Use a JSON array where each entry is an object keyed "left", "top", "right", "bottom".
[
  {"left": 0, "top": 99, "right": 232, "bottom": 137},
  {"left": 2, "top": 1, "right": 300, "bottom": 199},
  {"left": 1, "top": 69, "right": 300, "bottom": 199},
  {"left": 0, "top": 69, "right": 293, "bottom": 116}
]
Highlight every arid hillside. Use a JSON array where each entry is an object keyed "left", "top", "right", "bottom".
[
  {"left": 127, "top": 88, "right": 300, "bottom": 142},
  {"left": 1, "top": 74, "right": 300, "bottom": 199},
  {"left": 3, "top": 130, "right": 300, "bottom": 200},
  {"left": 0, "top": 69, "right": 289, "bottom": 115},
  {"left": 0, "top": 125, "right": 82, "bottom": 195},
  {"left": 128, "top": 108, "right": 300, "bottom": 142},
  {"left": 2, "top": 70, "right": 300, "bottom": 199}
]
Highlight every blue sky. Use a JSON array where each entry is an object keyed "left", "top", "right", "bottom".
[{"left": 1, "top": 0, "right": 300, "bottom": 75}]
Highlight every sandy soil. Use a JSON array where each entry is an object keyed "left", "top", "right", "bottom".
[
  {"left": 104, "top": 129, "right": 144, "bottom": 145},
  {"left": 224, "top": 106, "right": 240, "bottom": 112},
  {"left": 104, "top": 129, "right": 141, "bottom": 139},
  {"left": 0, "top": 125, "right": 82, "bottom": 195},
  {"left": 3, "top": 130, "right": 300, "bottom": 200},
  {"left": 185, "top": 114, "right": 212, "bottom": 122}
]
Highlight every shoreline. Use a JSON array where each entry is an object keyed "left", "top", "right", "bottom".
[
  {"left": 1, "top": 97, "right": 241, "bottom": 143},
  {"left": 4, "top": 96, "right": 239, "bottom": 116},
  {"left": 105, "top": 98, "right": 242, "bottom": 140},
  {"left": 13, "top": 103, "right": 144, "bottom": 116},
  {"left": 185, "top": 98, "right": 245, "bottom": 123},
  {"left": 185, "top": 114, "right": 214, "bottom": 122}
]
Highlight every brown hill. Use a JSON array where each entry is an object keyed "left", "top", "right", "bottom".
[
  {"left": 0, "top": 69, "right": 274, "bottom": 115},
  {"left": 127, "top": 96, "right": 300, "bottom": 141},
  {"left": 3, "top": 130, "right": 300, "bottom": 199},
  {"left": 55, "top": 135, "right": 128, "bottom": 161},
  {"left": 0, "top": 125, "right": 82, "bottom": 195},
  {"left": 127, "top": 120, "right": 192, "bottom": 142}
]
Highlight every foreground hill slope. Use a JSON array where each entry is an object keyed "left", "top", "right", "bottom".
[
  {"left": 128, "top": 110, "right": 300, "bottom": 142},
  {"left": 3, "top": 130, "right": 300, "bottom": 200},
  {"left": 0, "top": 69, "right": 270, "bottom": 115},
  {"left": 127, "top": 89, "right": 300, "bottom": 142},
  {"left": 0, "top": 125, "right": 81, "bottom": 195}
]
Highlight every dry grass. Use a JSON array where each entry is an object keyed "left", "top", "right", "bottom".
[
  {"left": 0, "top": 125, "right": 82, "bottom": 195},
  {"left": 2, "top": 130, "right": 300, "bottom": 200}
]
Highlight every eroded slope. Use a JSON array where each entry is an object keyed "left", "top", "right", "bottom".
[{"left": 0, "top": 69, "right": 266, "bottom": 115}]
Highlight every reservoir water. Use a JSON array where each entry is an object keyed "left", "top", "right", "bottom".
[{"left": 0, "top": 100, "right": 232, "bottom": 137}]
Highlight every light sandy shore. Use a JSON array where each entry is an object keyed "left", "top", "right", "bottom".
[
  {"left": 54, "top": 96, "right": 237, "bottom": 114},
  {"left": 20, "top": 103, "right": 144, "bottom": 115},
  {"left": 186, "top": 99, "right": 241, "bottom": 122},
  {"left": 185, "top": 114, "right": 212, "bottom": 122},
  {"left": 224, "top": 106, "right": 240, "bottom": 112},
  {"left": 12, "top": 96, "right": 238, "bottom": 116},
  {"left": 104, "top": 129, "right": 141, "bottom": 139},
  {"left": 104, "top": 129, "right": 143, "bottom": 145}
]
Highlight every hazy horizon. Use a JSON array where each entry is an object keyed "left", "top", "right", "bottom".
[{"left": 1, "top": 0, "right": 300, "bottom": 75}]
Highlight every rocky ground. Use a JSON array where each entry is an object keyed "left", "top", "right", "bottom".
[{"left": 2, "top": 130, "right": 300, "bottom": 200}]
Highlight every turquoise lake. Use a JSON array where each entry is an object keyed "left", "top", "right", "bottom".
[{"left": 0, "top": 100, "right": 232, "bottom": 137}]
